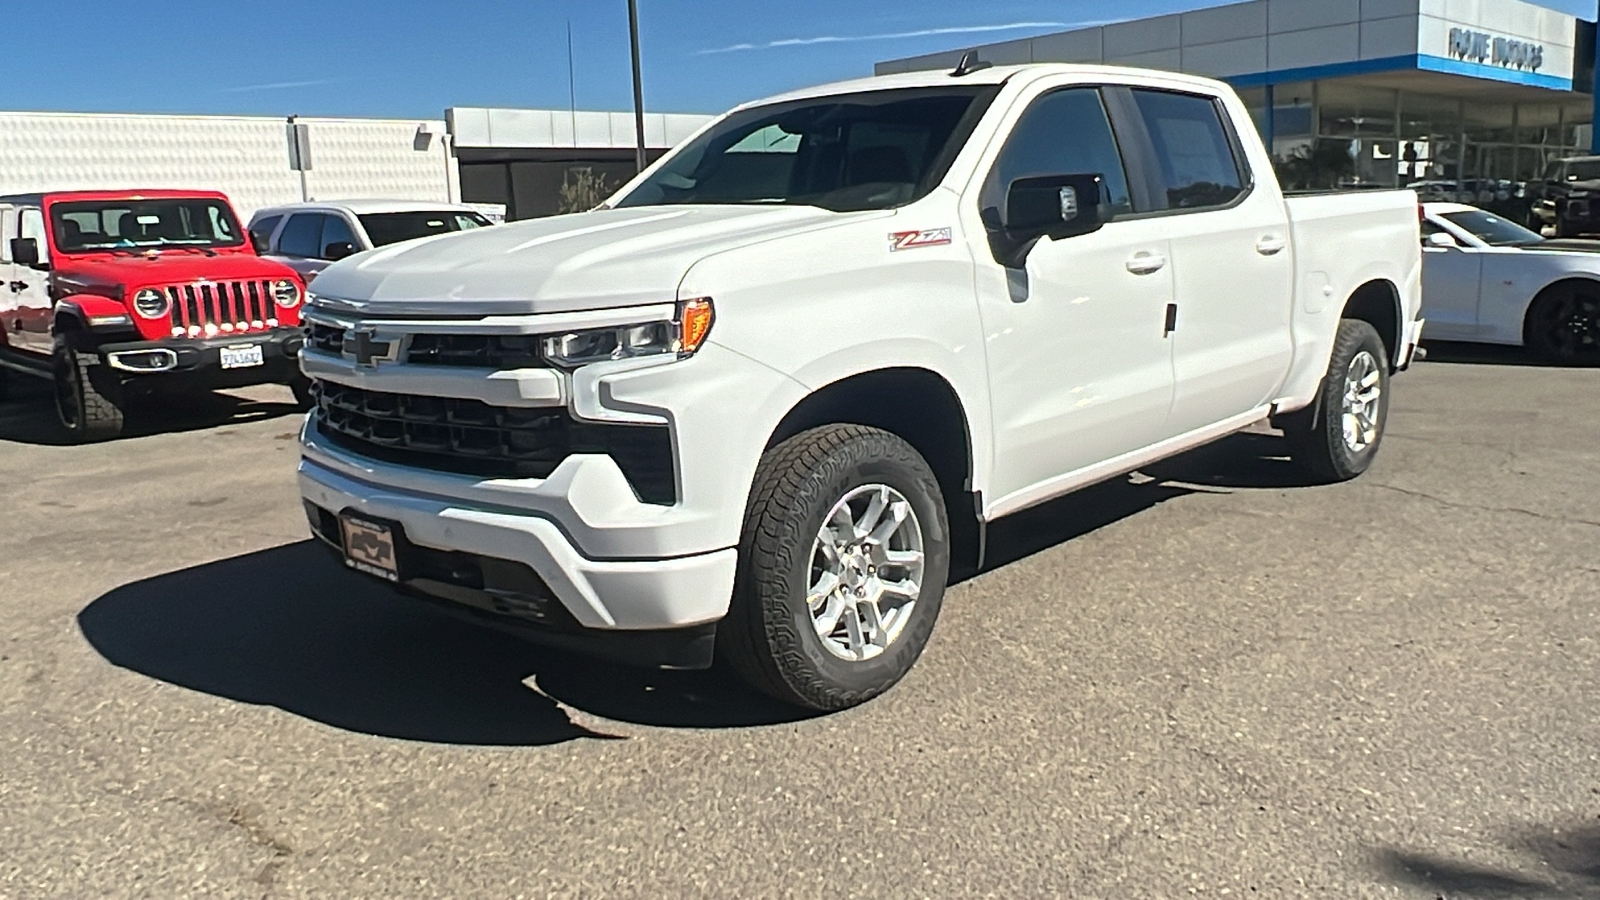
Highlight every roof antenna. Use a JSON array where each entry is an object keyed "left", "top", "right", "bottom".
[{"left": 950, "top": 50, "right": 992, "bottom": 78}]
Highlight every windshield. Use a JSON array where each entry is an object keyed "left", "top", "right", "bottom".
[
  {"left": 1441, "top": 210, "right": 1543, "bottom": 246},
  {"left": 614, "top": 87, "right": 999, "bottom": 213},
  {"left": 358, "top": 211, "right": 491, "bottom": 247},
  {"left": 1564, "top": 161, "right": 1600, "bottom": 182},
  {"left": 50, "top": 199, "right": 244, "bottom": 252}
]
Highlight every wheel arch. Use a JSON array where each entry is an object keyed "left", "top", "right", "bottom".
[
  {"left": 1522, "top": 276, "right": 1600, "bottom": 346},
  {"left": 1340, "top": 279, "right": 1403, "bottom": 369},
  {"left": 766, "top": 367, "right": 983, "bottom": 575}
]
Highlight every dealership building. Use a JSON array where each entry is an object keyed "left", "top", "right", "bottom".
[{"left": 878, "top": 0, "right": 1598, "bottom": 195}]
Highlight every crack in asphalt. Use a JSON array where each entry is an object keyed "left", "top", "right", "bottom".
[{"left": 1370, "top": 483, "right": 1600, "bottom": 531}]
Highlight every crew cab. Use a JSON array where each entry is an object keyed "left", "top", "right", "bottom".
[
  {"left": 0, "top": 190, "right": 308, "bottom": 440},
  {"left": 1422, "top": 202, "right": 1600, "bottom": 362},
  {"left": 296, "top": 63, "right": 1424, "bottom": 711},
  {"left": 247, "top": 200, "right": 495, "bottom": 283}
]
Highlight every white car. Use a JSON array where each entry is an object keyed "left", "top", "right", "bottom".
[
  {"left": 296, "top": 63, "right": 1423, "bottom": 711},
  {"left": 247, "top": 200, "right": 494, "bottom": 282},
  {"left": 1422, "top": 201, "right": 1600, "bottom": 362}
]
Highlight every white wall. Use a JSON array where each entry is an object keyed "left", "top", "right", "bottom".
[
  {"left": 0, "top": 112, "right": 453, "bottom": 220},
  {"left": 447, "top": 108, "right": 713, "bottom": 150}
]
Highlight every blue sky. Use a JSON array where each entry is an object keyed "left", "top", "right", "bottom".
[{"left": 18, "top": 0, "right": 1600, "bottom": 118}]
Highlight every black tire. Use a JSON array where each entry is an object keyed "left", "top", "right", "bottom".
[
  {"left": 289, "top": 374, "right": 317, "bottom": 410},
  {"left": 1524, "top": 281, "right": 1600, "bottom": 365},
  {"left": 53, "top": 338, "right": 126, "bottom": 442},
  {"left": 719, "top": 425, "right": 951, "bottom": 711},
  {"left": 1282, "top": 319, "right": 1391, "bottom": 484}
]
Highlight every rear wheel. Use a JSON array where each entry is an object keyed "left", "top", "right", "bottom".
[
  {"left": 1282, "top": 319, "right": 1390, "bottom": 484},
  {"left": 53, "top": 338, "right": 126, "bottom": 442},
  {"left": 1524, "top": 282, "right": 1600, "bottom": 365},
  {"left": 719, "top": 425, "right": 950, "bottom": 711}
]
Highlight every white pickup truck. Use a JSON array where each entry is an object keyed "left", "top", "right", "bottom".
[{"left": 296, "top": 62, "right": 1424, "bottom": 711}]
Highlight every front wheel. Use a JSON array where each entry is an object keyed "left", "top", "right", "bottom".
[
  {"left": 1282, "top": 319, "right": 1390, "bottom": 484},
  {"left": 1524, "top": 282, "right": 1600, "bottom": 365},
  {"left": 719, "top": 425, "right": 951, "bottom": 711},
  {"left": 53, "top": 339, "right": 126, "bottom": 442}
]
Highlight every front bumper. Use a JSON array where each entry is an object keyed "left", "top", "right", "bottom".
[
  {"left": 96, "top": 327, "right": 305, "bottom": 387},
  {"left": 299, "top": 454, "right": 737, "bottom": 643}
]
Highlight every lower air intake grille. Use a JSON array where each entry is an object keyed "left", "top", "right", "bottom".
[{"left": 313, "top": 381, "right": 676, "bottom": 504}]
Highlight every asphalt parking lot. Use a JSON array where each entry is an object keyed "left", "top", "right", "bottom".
[{"left": 1, "top": 346, "right": 1597, "bottom": 900}]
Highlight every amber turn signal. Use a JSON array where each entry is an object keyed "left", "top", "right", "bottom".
[{"left": 677, "top": 298, "right": 714, "bottom": 355}]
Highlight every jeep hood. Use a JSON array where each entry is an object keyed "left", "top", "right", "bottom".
[
  {"left": 307, "top": 205, "right": 880, "bottom": 317},
  {"left": 54, "top": 250, "right": 299, "bottom": 293}
]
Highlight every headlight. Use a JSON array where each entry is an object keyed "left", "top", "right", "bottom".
[
  {"left": 273, "top": 280, "right": 302, "bottom": 307},
  {"left": 543, "top": 298, "right": 715, "bottom": 368},
  {"left": 132, "top": 288, "right": 169, "bottom": 318}
]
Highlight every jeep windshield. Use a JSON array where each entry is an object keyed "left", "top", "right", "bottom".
[
  {"left": 613, "top": 87, "right": 999, "bottom": 213},
  {"left": 50, "top": 199, "right": 245, "bottom": 252}
]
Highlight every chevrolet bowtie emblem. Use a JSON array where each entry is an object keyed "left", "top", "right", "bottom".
[{"left": 344, "top": 327, "right": 396, "bottom": 367}]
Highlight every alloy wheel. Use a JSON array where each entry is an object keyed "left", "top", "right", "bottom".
[
  {"left": 807, "top": 484, "right": 926, "bottom": 662},
  {"left": 1341, "top": 350, "right": 1383, "bottom": 453}
]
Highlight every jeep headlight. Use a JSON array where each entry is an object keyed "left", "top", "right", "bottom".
[
  {"left": 272, "top": 280, "right": 302, "bottom": 307},
  {"left": 543, "top": 298, "right": 714, "bottom": 368},
  {"left": 132, "top": 288, "right": 169, "bottom": 318}
]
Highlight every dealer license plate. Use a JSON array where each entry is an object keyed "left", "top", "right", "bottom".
[
  {"left": 220, "top": 344, "right": 264, "bottom": 369},
  {"left": 340, "top": 515, "right": 400, "bottom": 582}
]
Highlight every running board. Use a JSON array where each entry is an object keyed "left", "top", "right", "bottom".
[{"left": 0, "top": 347, "right": 52, "bottom": 379}]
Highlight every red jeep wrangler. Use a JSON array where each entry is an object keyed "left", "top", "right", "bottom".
[{"left": 0, "top": 190, "right": 309, "bottom": 441}]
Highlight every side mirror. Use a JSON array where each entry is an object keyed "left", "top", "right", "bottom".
[
  {"left": 1425, "top": 231, "right": 1459, "bottom": 249},
  {"left": 10, "top": 238, "right": 41, "bottom": 268},
  {"left": 249, "top": 232, "right": 270, "bottom": 254},
  {"left": 990, "top": 173, "right": 1112, "bottom": 267},
  {"left": 323, "top": 241, "right": 357, "bottom": 261}
]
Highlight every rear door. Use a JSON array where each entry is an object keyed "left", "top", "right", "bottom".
[{"left": 1117, "top": 87, "right": 1295, "bottom": 436}]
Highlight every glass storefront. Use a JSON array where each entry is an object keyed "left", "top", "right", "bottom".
[{"left": 1245, "top": 77, "right": 1594, "bottom": 224}]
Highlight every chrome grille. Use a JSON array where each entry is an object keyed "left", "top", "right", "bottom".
[{"left": 164, "top": 280, "right": 280, "bottom": 337}]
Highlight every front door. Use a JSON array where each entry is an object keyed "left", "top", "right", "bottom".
[
  {"left": 971, "top": 86, "right": 1177, "bottom": 508},
  {"left": 1419, "top": 221, "right": 1484, "bottom": 340},
  {"left": 1125, "top": 88, "right": 1296, "bottom": 436},
  {"left": 8, "top": 208, "right": 54, "bottom": 354}
]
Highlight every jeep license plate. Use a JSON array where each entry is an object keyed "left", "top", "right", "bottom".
[
  {"left": 340, "top": 515, "right": 400, "bottom": 582},
  {"left": 220, "top": 344, "right": 264, "bottom": 369}
]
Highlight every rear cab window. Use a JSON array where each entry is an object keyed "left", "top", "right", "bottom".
[
  {"left": 250, "top": 215, "right": 283, "bottom": 250},
  {"left": 277, "top": 214, "right": 326, "bottom": 258}
]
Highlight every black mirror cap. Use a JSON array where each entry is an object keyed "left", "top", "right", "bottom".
[
  {"left": 10, "top": 237, "right": 40, "bottom": 267},
  {"left": 1004, "top": 173, "right": 1111, "bottom": 235},
  {"left": 323, "top": 241, "right": 357, "bottom": 261}
]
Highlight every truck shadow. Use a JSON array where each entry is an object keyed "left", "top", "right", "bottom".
[
  {"left": 1420, "top": 340, "right": 1567, "bottom": 368},
  {"left": 1374, "top": 821, "right": 1600, "bottom": 898},
  {"left": 0, "top": 378, "right": 303, "bottom": 446},
  {"left": 76, "top": 432, "right": 1318, "bottom": 743}
]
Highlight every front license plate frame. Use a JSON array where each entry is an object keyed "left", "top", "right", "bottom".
[{"left": 340, "top": 514, "right": 401, "bottom": 582}]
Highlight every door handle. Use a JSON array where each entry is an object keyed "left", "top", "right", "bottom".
[
  {"left": 1255, "top": 236, "right": 1287, "bottom": 256},
  {"left": 7, "top": 281, "right": 25, "bottom": 292},
  {"left": 1126, "top": 252, "right": 1167, "bottom": 275}
]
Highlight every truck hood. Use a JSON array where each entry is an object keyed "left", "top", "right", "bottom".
[
  {"left": 308, "top": 205, "right": 872, "bottom": 316},
  {"left": 53, "top": 250, "right": 299, "bottom": 293}
]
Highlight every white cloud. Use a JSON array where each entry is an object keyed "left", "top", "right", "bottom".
[
  {"left": 698, "top": 21, "right": 1103, "bottom": 55},
  {"left": 220, "top": 79, "right": 341, "bottom": 93}
]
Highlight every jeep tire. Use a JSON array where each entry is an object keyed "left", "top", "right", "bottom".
[
  {"left": 54, "top": 338, "right": 127, "bottom": 442},
  {"left": 719, "top": 425, "right": 951, "bottom": 711}
]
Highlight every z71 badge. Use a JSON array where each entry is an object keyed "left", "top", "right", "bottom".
[{"left": 889, "top": 228, "right": 954, "bottom": 252}]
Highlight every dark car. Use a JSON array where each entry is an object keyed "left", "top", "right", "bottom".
[{"left": 1532, "top": 155, "right": 1600, "bottom": 237}]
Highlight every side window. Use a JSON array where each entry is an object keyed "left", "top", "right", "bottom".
[
  {"left": 19, "top": 209, "right": 49, "bottom": 265},
  {"left": 988, "top": 88, "right": 1134, "bottom": 216},
  {"left": 0, "top": 208, "right": 14, "bottom": 262},
  {"left": 320, "top": 215, "right": 358, "bottom": 254},
  {"left": 277, "top": 214, "right": 325, "bottom": 258},
  {"left": 1129, "top": 89, "right": 1245, "bottom": 210},
  {"left": 250, "top": 215, "right": 282, "bottom": 250}
]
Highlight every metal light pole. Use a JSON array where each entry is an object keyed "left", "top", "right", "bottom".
[{"left": 628, "top": 0, "right": 648, "bottom": 173}]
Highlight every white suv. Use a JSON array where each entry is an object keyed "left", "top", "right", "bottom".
[{"left": 248, "top": 200, "right": 494, "bottom": 282}]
